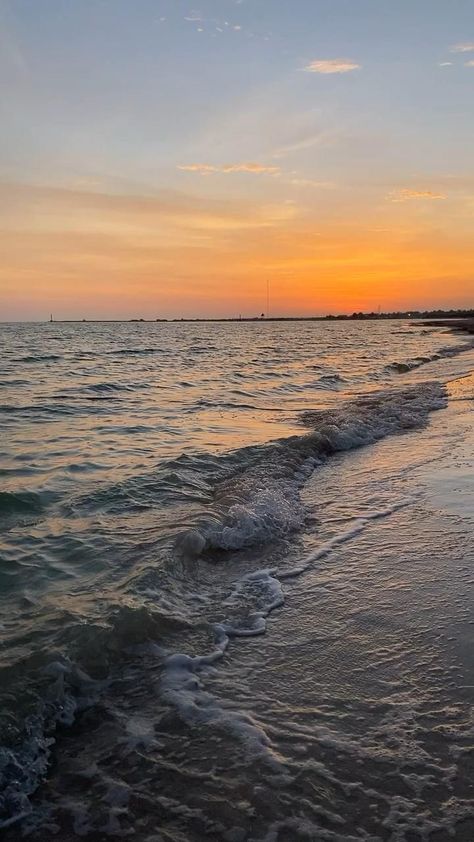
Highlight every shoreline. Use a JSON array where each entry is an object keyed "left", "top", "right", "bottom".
[{"left": 420, "top": 318, "right": 474, "bottom": 335}]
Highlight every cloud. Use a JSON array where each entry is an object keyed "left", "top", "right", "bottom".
[
  {"left": 182, "top": 12, "right": 250, "bottom": 38},
  {"left": 177, "top": 162, "right": 281, "bottom": 175},
  {"left": 273, "top": 131, "right": 330, "bottom": 159},
  {"left": 388, "top": 189, "right": 446, "bottom": 202},
  {"left": 288, "top": 178, "right": 335, "bottom": 189},
  {"left": 0, "top": 181, "right": 297, "bottom": 250},
  {"left": 304, "top": 59, "right": 360, "bottom": 74},
  {"left": 465, "top": 60, "right": 474, "bottom": 67},
  {"left": 450, "top": 42, "right": 474, "bottom": 53},
  {"left": 439, "top": 62, "right": 453, "bottom": 67}
]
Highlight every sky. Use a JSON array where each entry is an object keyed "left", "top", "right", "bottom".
[{"left": 0, "top": 0, "right": 473, "bottom": 320}]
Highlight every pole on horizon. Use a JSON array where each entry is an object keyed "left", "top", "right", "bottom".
[{"left": 266, "top": 280, "right": 270, "bottom": 319}]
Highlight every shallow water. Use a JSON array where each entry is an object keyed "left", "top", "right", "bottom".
[{"left": 1, "top": 320, "right": 473, "bottom": 839}]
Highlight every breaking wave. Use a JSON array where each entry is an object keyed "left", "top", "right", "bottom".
[
  {"left": 385, "top": 342, "right": 472, "bottom": 374},
  {"left": 177, "top": 382, "right": 447, "bottom": 554},
  {"left": 0, "top": 601, "right": 195, "bottom": 830}
]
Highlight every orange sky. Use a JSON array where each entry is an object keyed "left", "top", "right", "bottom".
[{"left": 0, "top": 180, "right": 472, "bottom": 319}]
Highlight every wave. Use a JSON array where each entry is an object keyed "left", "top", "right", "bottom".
[
  {"left": 0, "top": 379, "right": 30, "bottom": 387},
  {"left": 0, "top": 659, "right": 98, "bottom": 830},
  {"left": 162, "top": 500, "right": 410, "bottom": 774},
  {"left": 14, "top": 354, "right": 62, "bottom": 363},
  {"left": 86, "top": 382, "right": 134, "bottom": 393},
  {"left": 66, "top": 455, "right": 220, "bottom": 516},
  {"left": 160, "top": 623, "right": 284, "bottom": 770},
  {"left": 315, "top": 373, "right": 345, "bottom": 388},
  {"left": 176, "top": 382, "right": 447, "bottom": 555},
  {"left": 386, "top": 358, "right": 431, "bottom": 373},
  {"left": 196, "top": 398, "right": 263, "bottom": 410},
  {"left": 108, "top": 348, "right": 165, "bottom": 357},
  {"left": 0, "top": 491, "right": 44, "bottom": 517},
  {"left": 0, "top": 601, "right": 195, "bottom": 830},
  {"left": 385, "top": 342, "right": 472, "bottom": 374},
  {"left": 0, "top": 403, "right": 77, "bottom": 417},
  {"left": 49, "top": 382, "right": 145, "bottom": 402}
]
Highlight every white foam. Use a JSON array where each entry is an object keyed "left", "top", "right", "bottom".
[
  {"left": 280, "top": 499, "right": 413, "bottom": 578},
  {"left": 223, "top": 570, "right": 285, "bottom": 637},
  {"left": 160, "top": 625, "right": 287, "bottom": 771}
]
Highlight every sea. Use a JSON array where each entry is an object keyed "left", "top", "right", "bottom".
[{"left": 1, "top": 319, "right": 473, "bottom": 841}]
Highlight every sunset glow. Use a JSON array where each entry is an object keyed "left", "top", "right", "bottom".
[{"left": 1, "top": 0, "right": 473, "bottom": 319}]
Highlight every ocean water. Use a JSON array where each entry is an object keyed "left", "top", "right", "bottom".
[{"left": 1, "top": 320, "right": 473, "bottom": 840}]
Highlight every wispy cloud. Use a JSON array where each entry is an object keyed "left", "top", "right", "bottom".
[
  {"left": 439, "top": 62, "right": 453, "bottom": 67},
  {"left": 288, "top": 178, "right": 335, "bottom": 189},
  {"left": 177, "top": 162, "right": 281, "bottom": 175},
  {"left": 273, "top": 131, "right": 329, "bottom": 159},
  {"left": 181, "top": 10, "right": 262, "bottom": 39},
  {"left": 450, "top": 42, "right": 474, "bottom": 52},
  {"left": 388, "top": 189, "right": 446, "bottom": 202},
  {"left": 304, "top": 59, "right": 360, "bottom": 74},
  {"left": 465, "top": 60, "right": 474, "bottom": 67},
  {"left": 0, "top": 182, "right": 297, "bottom": 244}
]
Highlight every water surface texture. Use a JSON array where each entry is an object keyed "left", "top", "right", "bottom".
[{"left": 1, "top": 320, "right": 473, "bottom": 840}]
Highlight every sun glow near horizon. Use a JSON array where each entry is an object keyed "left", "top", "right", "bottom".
[{"left": 0, "top": 0, "right": 473, "bottom": 320}]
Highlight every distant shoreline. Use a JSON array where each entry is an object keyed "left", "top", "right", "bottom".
[{"left": 5, "top": 310, "right": 472, "bottom": 325}]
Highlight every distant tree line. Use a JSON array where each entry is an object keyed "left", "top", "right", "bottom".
[
  {"left": 323, "top": 308, "right": 474, "bottom": 321},
  {"left": 160, "top": 308, "right": 474, "bottom": 322}
]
